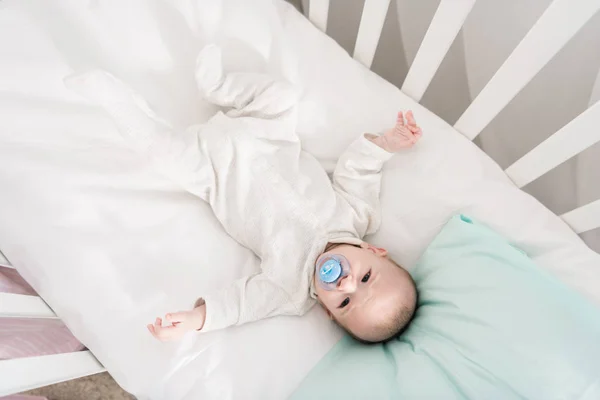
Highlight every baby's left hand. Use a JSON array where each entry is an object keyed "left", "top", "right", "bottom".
[
  {"left": 147, "top": 305, "right": 206, "bottom": 342},
  {"left": 369, "top": 110, "right": 422, "bottom": 152}
]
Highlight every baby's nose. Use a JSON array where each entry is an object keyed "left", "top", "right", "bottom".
[{"left": 338, "top": 275, "right": 356, "bottom": 293}]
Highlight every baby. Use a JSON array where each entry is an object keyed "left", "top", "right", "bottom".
[{"left": 67, "top": 45, "right": 420, "bottom": 344}]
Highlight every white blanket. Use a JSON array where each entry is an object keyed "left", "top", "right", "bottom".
[{"left": 1, "top": 1, "right": 599, "bottom": 399}]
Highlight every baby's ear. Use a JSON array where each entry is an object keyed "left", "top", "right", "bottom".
[{"left": 360, "top": 242, "right": 388, "bottom": 257}]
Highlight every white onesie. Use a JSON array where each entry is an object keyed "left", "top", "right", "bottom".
[{"left": 67, "top": 46, "right": 394, "bottom": 332}]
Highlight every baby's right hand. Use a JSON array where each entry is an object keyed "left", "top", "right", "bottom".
[
  {"left": 147, "top": 304, "right": 206, "bottom": 342},
  {"left": 369, "top": 110, "right": 422, "bottom": 152}
]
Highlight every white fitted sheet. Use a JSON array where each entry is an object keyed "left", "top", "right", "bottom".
[{"left": 0, "top": 1, "right": 599, "bottom": 399}]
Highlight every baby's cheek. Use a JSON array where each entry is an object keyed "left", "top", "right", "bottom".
[{"left": 315, "top": 292, "right": 336, "bottom": 316}]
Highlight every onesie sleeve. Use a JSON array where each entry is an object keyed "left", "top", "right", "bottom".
[
  {"left": 332, "top": 135, "right": 394, "bottom": 238},
  {"left": 200, "top": 271, "right": 303, "bottom": 332}
]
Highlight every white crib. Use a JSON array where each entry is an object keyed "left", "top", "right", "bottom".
[{"left": 1, "top": 0, "right": 599, "bottom": 396}]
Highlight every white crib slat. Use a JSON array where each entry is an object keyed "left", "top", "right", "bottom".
[
  {"left": 0, "top": 292, "right": 58, "bottom": 318},
  {"left": 401, "top": 0, "right": 476, "bottom": 102},
  {"left": 454, "top": 0, "right": 600, "bottom": 140},
  {"left": 353, "top": 0, "right": 391, "bottom": 68},
  {"left": 561, "top": 200, "right": 600, "bottom": 234},
  {"left": 308, "top": 0, "right": 330, "bottom": 32},
  {"left": 0, "top": 250, "right": 12, "bottom": 268},
  {"left": 505, "top": 101, "right": 600, "bottom": 188},
  {"left": 0, "top": 351, "right": 105, "bottom": 396}
]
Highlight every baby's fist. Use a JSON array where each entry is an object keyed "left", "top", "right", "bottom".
[
  {"left": 147, "top": 304, "right": 206, "bottom": 342},
  {"left": 369, "top": 110, "right": 422, "bottom": 152}
]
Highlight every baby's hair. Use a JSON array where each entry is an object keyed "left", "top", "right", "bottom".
[
  {"left": 361, "top": 273, "right": 417, "bottom": 344},
  {"left": 342, "top": 273, "right": 417, "bottom": 344},
  {"left": 323, "top": 242, "right": 347, "bottom": 253}
]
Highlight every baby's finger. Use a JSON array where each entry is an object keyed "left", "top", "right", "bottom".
[
  {"left": 407, "top": 124, "right": 420, "bottom": 133},
  {"left": 147, "top": 324, "right": 160, "bottom": 340},
  {"left": 406, "top": 110, "right": 417, "bottom": 127},
  {"left": 155, "top": 317, "right": 162, "bottom": 328},
  {"left": 413, "top": 129, "right": 423, "bottom": 142},
  {"left": 396, "top": 111, "right": 405, "bottom": 126},
  {"left": 153, "top": 323, "right": 181, "bottom": 341}
]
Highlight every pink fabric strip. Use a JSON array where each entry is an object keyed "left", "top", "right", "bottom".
[
  {"left": 0, "top": 266, "right": 36, "bottom": 295},
  {"left": 0, "top": 266, "right": 84, "bottom": 360},
  {"left": 0, "top": 317, "right": 84, "bottom": 359}
]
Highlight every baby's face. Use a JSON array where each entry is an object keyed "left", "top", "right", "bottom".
[{"left": 314, "top": 243, "right": 414, "bottom": 339}]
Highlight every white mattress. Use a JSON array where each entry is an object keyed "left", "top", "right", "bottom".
[{"left": 1, "top": 1, "right": 599, "bottom": 399}]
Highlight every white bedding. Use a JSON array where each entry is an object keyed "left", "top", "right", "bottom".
[{"left": 1, "top": 1, "right": 599, "bottom": 399}]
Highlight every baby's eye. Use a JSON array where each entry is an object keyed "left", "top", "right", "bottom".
[
  {"left": 361, "top": 270, "right": 371, "bottom": 283},
  {"left": 338, "top": 297, "right": 350, "bottom": 308}
]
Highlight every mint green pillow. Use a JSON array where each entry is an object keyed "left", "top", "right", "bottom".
[{"left": 292, "top": 215, "right": 600, "bottom": 400}]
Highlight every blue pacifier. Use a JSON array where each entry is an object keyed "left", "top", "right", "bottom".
[{"left": 316, "top": 254, "right": 351, "bottom": 290}]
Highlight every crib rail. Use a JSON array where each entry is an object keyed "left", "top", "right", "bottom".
[
  {"left": 0, "top": 257, "right": 105, "bottom": 396},
  {"left": 453, "top": 0, "right": 600, "bottom": 140},
  {"left": 0, "top": 250, "right": 12, "bottom": 269},
  {"left": 0, "top": 351, "right": 105, "bottom": 397},
  {"left": 0, "top": 292, "right": 58, "bottom": 319},
  {"left": 353, "top": 0, "right": 391, "bottom": 68},
  {"left": 505, "top": 100, "right": 600, "bottom": 188},
  {"left": 308, "top": 0, "right": 600, "bottom": 235},
  {"left": 401, "top": 0, "right": 476, "bottom": 102},
  {"left": 308, "top": 0, "right": 329, "bottom": 33},
  {"left": 561, "top": 200, "right": 600, "bottom": 235}
]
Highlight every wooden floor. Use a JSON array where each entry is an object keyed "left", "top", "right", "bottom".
[{"left": 24, "top": 372, "right": 134, "bottom": 400}]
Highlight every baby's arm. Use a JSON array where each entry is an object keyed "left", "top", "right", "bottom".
[
  {"left": 148, "top": 272, "right": 302, "bottom": 341},
  {"left": 333, "top": 111, "right": 422, "bottom": 237}
]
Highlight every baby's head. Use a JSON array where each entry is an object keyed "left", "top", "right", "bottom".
[{"left": 314, "top": 242, "right": 417, "bottom": 343}]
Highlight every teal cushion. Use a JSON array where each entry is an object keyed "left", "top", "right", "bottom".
[{"left": 291, "top": 215, "right": 600, "bottom": 400}]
